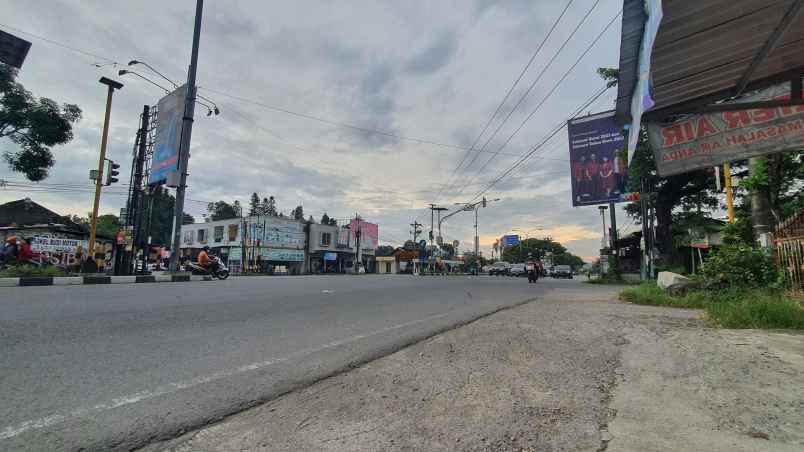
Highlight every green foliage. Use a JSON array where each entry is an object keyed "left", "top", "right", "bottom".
[
  {"left": 95, "top": 214, "right": 119, "bottom": 238},
  {"left": 501, "top": 237, "right": 584, "bottom": 269},
  {"left": 0, "top": 63, "right": 82, "bottom": 181},
  {"left": 707, "top": 295, "right": 804, "bottom": 329},
  {"left": 206, "top": 200, "right": 240, "bottom": 221},
  {"left": 148, "top": 185, "right": 194, "bottom": 245},
  {"left": 596, "top": 67, "right": 619, "bottom": 88},
  {"left": 292, "top": 205, "right": 304, "bottom": 220},
  {"left": 0, "top": 265, "right": 65, "bottom": 277},
  {"left": 699, "top": 243, "right": 780, "bottom": 289},
  {"left": 375, "top": 245, "right": 395, "bottom": 257},
  {"left": 620, "top": 282, "right": 804, "bottom": 329}
]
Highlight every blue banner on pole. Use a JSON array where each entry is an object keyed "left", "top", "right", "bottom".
[{"left": 149, "top": 85, "right": 186, "bottom": 185}]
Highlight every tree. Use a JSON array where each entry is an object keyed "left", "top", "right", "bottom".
[
  {"left": 95, "top": 214, "right": 119, "bottom": 238},
  {"left": 321, "top": 213, "right": 331, "bottom": 225},
  {"left": 375, "top": 245, "right": 395, "bottom": 257},
  {"left": 262, "top": 196, "right": 277, "bottom": 216},
  {"left": 292, "top": 205, "right": 304, "bottom": 220},
  {"left": 0, "top": 63, "right": 82, "bottom": 181},
  {"left": 403, "top": 240, "right": 416, "bottom": 250},
  {"left": 598, "top": 67, "right": 718, "bottom": 265},
  {"left": 206, "top": 200, "right": 239, "bottom": 221},
  {"left": 248, "top": 192, "right": 260, "bottom": 216}
]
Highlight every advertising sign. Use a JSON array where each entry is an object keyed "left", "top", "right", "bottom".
[
  {"left": 260, "top": 248, "right": 304, "bottom": 262},
  {"left": 149, "top": 85, "right": 186, "bottom": 185},
  {"left": 503, "top": 235, "right": 520, "bottom": 247},
  {"left": 0, "top": 29, "right": 32, "bottom": 68},
  {"left": 567, "top": 110, "right": 628, "bottom": 206},
  {"left": 249, "top": 218, "right": 306, "bottom": 249},
  {"left": 324, "top": 252, "right": 338, "bottom": 261},
  {"left": 647, "top": 84, "right": 804, "bottom": 176},
  {"left": 626, "top": 0, "right": 663, "bottom": 161},
  {"left": 348, "top": 219, "right": 379, "bottom": 249}
]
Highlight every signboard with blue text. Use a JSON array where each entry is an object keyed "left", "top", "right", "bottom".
[
  {"left": 503, "top": 235, "right": 520, "bottom": 247},
  {"left": 149, "top": 85, "right": 186, "bottom": 185},
  {"left": 567, "top": 110, "right": 628, "bottom": 207},
  {"left": 260, "top": 248, "right": 304, "bottom": 262},
  {"left": 324, "top": 252, "right": 338, "bottom": 261}
]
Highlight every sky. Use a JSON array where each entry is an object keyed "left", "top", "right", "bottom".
[{"left": 0, "top": 0, "right": 638, "bottom": 261}]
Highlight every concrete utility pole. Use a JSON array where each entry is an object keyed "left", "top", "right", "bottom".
[
  {"left": 410, "top": 221, "right": 422, "bottom": 243},
  {"left": 88, "top": 77, "right": 123, "bottom": 269},
  {"left": 169, "top": 0, "right": 204, "bottom": 272}
]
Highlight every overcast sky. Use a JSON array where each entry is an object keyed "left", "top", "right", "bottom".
[{"left": 0, "top": 0, "right": 636, "bottom": 261}]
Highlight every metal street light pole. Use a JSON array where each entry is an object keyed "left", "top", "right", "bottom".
[
  {"left": 169, "top": 0, "right": 204, "bottom": 272},
  {"left": 87, "top": 77, "right": 123, "bottom": 270}
]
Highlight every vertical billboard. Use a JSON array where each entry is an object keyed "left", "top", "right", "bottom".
[
  {"left": 149, "top": 85, "right": 186, "bottom": 185},
  {"left": 567, "top": 110, "right": 628, "bottom": 207}
]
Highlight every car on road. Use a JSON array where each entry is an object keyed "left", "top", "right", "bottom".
[
  {"left": 509, "top": 263, "right": 527, "bottom": 277},
  {"left": 552, "top": 265, "right": 573, "bottom": 279},
  {"left": 488, "top": 262, "right": 511, "bottom": 276}
]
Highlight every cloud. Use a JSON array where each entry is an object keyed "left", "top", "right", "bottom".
[{"left": 404, "top": 32, "right": 458, "bottom": 75}]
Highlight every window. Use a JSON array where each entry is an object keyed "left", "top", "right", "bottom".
[
  {"left": 197, "top": 229, "right": 207, "bottom": 244},
  {"left": 214, "top": 226, "right": 224, "bottom": 243},
  {"left": 228, "top": 224, "right": 238, "bottom": 242},
  {"left": 320, "top": 232, "right": 332, "bottom": 247},
  {"left": 385, "top": 262, "right": 391, "bottom": 273},
  {"left": 183, "top": 230, "right": 194, "bottom": 245}
]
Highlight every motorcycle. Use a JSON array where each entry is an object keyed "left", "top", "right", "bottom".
[
  {"left": 186, "top": 255, "right": 230, "bottom": 280},
  {"left": 526, "top": 263, "right": 539, "bottom": 283}
]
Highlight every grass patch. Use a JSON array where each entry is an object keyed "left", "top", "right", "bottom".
[
  {"left": 620, "top": 282, "right": 804, "bottom": 329},
  {"left": 586, "top": 276, "right": 638, "bottom": 285},
  {"left": 0, "top": 265, "right": 66, "bottom": 278}
]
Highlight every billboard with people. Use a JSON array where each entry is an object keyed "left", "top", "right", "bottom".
[{"left": 567, "top": 110, "right": 628, "bottom": 207}]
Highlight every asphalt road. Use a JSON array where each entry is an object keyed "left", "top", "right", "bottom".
[{"left": 0, "top": 274, "right": 550, "bottom": 451}]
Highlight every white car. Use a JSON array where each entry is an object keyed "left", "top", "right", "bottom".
[{"left": 509, "top": 263, "right": 527, "bottom": 277}]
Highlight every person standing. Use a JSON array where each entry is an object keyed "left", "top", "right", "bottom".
[
  {"left": 573, "top": 155, "right": 587, "bottom": 203},
  {"left": 585, "top": 154, "right": 600, "bottom": 200},
  {"left": 599, "top": 156, "right": 616, "bottom": 197}
]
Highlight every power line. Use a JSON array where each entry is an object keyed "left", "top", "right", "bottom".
[
  {"left": 432, "top": 0, "right": 575, "bottom": 204},
  {"left": 448, "top": 0, "right": 602, "bottom": 200},
  {"left": 466, "top": 85, "right": 610, "bottom": 204},
  {"left": 453, "top": 9, "right": 621, "bottom": 199},
  {"left": 0, "top": 23, "right": 118, "bottom": 65},
  {"left": 0, "top": 23, "right": 520, "bottom": 158}
]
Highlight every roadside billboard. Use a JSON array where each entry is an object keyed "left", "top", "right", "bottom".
[
  {"left": 647, "top": 84, "right": 804, "bottom": 176},
  {"left": 503, "top": 235, "right": 520, "bottom": 247},
  {"left": 567, "top": 110, "right": 628, "bottom": 206},
  {"left": 348, "top": 219, "right": 379, "bottom": 249},
  {"left": 149, "top": 85, "right": 186, "bottom": 185}
]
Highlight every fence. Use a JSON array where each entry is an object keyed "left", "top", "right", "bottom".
[{"left": 775, "top": 211, "right": 804, "bottom": 298}]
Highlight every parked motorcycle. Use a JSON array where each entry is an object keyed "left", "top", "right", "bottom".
[{"left": 186, "top": 255, "right": 230, "bottom": 280}]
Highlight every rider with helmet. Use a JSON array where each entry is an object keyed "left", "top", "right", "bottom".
[{"left": 197, "top": 246, "right": 217, "bottom": 273}]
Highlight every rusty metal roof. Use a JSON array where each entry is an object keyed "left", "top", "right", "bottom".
[{"left": 616, "top": 0, "right": 804, "bottom": 121}]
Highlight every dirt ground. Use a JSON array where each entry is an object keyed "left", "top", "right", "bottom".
[{"left": 144, "top": 281, "right": 804, "bottom": 452}]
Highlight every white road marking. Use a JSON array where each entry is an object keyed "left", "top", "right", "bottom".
[{"left": 0, "top": 311, "right": 451, "bottom": 440}]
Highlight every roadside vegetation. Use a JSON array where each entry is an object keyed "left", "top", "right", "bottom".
[
  {"left": 619, "top": 242, "right": 804, "bottom": 329},
  {"left": 0, "top": 265, "right": 65, "bottom": 278}
]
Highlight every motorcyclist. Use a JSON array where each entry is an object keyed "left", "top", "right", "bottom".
[
  {"left": 197, "top": 246, "right": 218, "bottom": 273},
  {"left": 526, "top": 253, "right": 539, "bottom": 283},
  {"left": 1, "top": 236, "right": 19, "bottom": 265}
]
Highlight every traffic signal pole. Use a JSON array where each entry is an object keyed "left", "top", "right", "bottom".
[{"left": 88, "top": 77, "right": 123, "bottom": 266}]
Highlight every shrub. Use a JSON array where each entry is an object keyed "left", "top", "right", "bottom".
[
  {"left": 0, "top": 265, "right": 66, "bottom": 278},
  {"left": 699, "top": 244, "right": 779, "bottom": 289},
  {"left": 708, "top": 293, "right": 804, "bottom": 329}
]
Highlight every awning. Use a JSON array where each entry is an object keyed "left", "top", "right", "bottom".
[{"left": 616, "top": 0, "right": 804, "bottom": 152}]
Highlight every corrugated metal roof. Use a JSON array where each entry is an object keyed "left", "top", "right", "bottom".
[{"left": 616, "top": 0, "right": 804, "bottom": 122}]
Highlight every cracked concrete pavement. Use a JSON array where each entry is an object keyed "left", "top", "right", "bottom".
[{"left": 144, "top": 280, "right": 804, "bottom": 452}]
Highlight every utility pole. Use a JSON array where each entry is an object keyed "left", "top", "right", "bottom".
[
  {"left": 355, "top": 214, "right": 362, "bottom": 273},
  {"left": 168, "top": 0, "right": 204, "bottom": 272},
  {"left": 88, "top": 77, "right": 123, "bottom": 270},
  {"left": 410, "top": 221, "right": 422, "bottom": 243},
  {"left": 609, "top": 201, "right": 619, "bottom": 274}
]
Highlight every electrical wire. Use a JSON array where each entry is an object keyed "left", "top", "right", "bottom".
[
  {"left": 453, "top": 9, "right": 622, "bottom": 199},
  {"left": 432, "top": 0, "right": 576, "bottom": 204},
  {"left": 448, "top": 0, "right": 603, "bottom": 200},
  {"left": 466, "top": 84, "right": 610, "bottom": 204}
]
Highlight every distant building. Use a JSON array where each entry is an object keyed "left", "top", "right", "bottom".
[{"left": 0, "top": 198, "right": 114, "bottom": 269}]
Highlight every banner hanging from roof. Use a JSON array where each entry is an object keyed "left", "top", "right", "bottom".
[
  {"left": 647, "top": 84, "right": 804, "bottom": 176},
  {"left": 626, "top": 0, "right": 663, "bottom": 164}
]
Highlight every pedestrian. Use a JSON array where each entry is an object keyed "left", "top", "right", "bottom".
[{"left": 1, "top": 236, "right": 19, "bottom": 265}]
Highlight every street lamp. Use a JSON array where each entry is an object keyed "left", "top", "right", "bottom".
[
  {"left": 118, "top": 69, "right": 220, "bottom": 116},
  {"left": 446, "top": 197, "right": 500, "bottom": 273}
]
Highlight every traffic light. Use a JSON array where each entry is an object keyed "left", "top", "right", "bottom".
[{"left": 104, "top": 159, "right": 120, "bottom": 186}]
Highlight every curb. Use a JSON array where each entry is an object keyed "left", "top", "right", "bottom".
[{"left": 0, "top": 274, "right": 210, "bottom": 287}]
